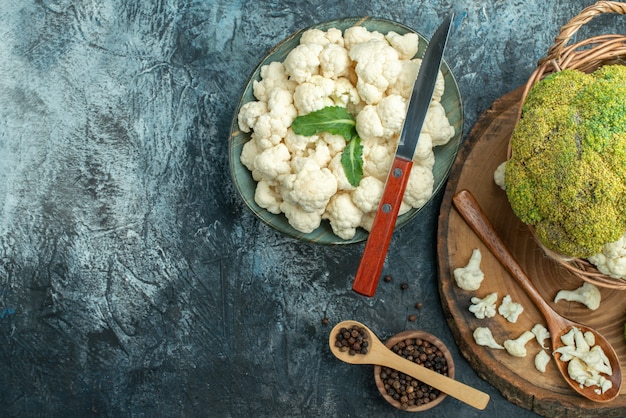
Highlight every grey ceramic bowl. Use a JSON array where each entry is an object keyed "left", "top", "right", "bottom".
[{"left": 229, "top": 17, "right": 463, "bottom": 245}]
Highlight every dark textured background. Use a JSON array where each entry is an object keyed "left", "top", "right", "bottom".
[{"left": 0, "top": 1, "right": 623, "bottom": 416}]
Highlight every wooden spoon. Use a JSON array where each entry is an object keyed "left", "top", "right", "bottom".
[
  {"left": 328, "top": 320, "right": 490, "bottom": 410},
  {"left": 452, "top": 189, "right": 622, "bottom": 402}
]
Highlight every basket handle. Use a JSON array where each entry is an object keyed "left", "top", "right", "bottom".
[{"left": 544, "top": 1, "right": 626, "bottom": 62}]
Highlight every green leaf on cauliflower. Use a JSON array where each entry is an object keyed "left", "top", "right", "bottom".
[
  {"left": 341, "top": 135, "right": 363, "bottom": 188},
  {"left": 291, "top": 106, "right": 357, "bottom": 141},
  {"left": 292, "top": 106, "right": 364, "bottom": 186}
]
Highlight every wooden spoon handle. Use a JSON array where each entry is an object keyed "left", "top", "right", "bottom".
[
  {"left": 373, "top": 349, "right": 490, "bottom": 410},
  {"left": 452, "top": 190, "right": 555, "bottom": 320}
]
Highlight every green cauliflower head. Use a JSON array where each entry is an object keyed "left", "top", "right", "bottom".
[{"left": 505, "top": 65, "right": 626, "bottom": 258}]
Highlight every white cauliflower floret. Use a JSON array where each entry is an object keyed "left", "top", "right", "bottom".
[
  {"left": 356, "top": 105, "right": 385, "bottom": 141},
  {"left": 253, "top": 143, "right": 292, "bottom": 181},
  {"left": 250, "top": 87, "right": 298, "bottom": 150},
  {"left": 323, "top": 192, "right": 364, "bottom": 240},
  {"left": 535, "top": 350, "right": 551, "bottom": 373},
  {"left": 384, "top": 31, "right": 419, "bottom": 60},
  {"left": 413, "top": 133, "right": 435, "bottom": 169},
  {"left": 387, "top": 59, "right": 445, "bottom": 103},
  {"left": 323, "top": 28, "right": 344, "bottom": 45},
  {"left": 300, "top": 28, "right": 344, "bottom": 47},
  {"left": 453, "top": 248, "right": 485, "bottom": 291},
  {"left": 293, "top": 75, "right": 336, "bottom": 115},
  {"left": 431, "top": 68, "right": 446, "bottom": 102},
  {"left": 281, "top": 157, "right": 337, "bottom": 213},
  {"left": 280, "top": 200, "right": 323, "bottom": 234},
  {"left": 240, "top": 138, "right": 260, "bottom": 172},
  {"left": 362, "top": 142, "right": 394, "bottom": 181},
  {"left": 503, "top": 330, "right": 536, "bottom": 358},
  {"left": 498, "top": 294, "right": 524, "bottom": 323},
  {"left": 554, "top": 282, "right": 601, "bottom": 311},
  {"left": 343, "top": 26, "right": 385, "bottom": 49},
  {"left": 360, "top": 211, "right": 376, "bottom": 232},
  {"left": 251, "top": 113, "right": 287, "bottom": 150},
  {"left": 268, "top": 87, "right": 298, "bottom": 121},
  {"left": 351, "top": 176, "right": 384, "bottom": 213},
  {"left": 588, "top": 232, "right": 626, "bottom": 280},
  {"left": 473, "top": 327, "right": 504, "bottom": 349},
  {"left": 252, "top": 61, "right": 297, "bottom": 102},
  {"left": 468, "top": 292, "right": 498, "bottom": 319},
  {"left": 320, "top": 132, "right": 346, "bottom": 157},
  {"left": 319, "top": 43, "right": 351, "bottom": 80},
  {"left": 494, "top": 161, "right": 507, "bottom": 190},
  {"left": 403, "top": 164, "right": 434, "bottom": 209},
  {"left": 330, "top": 77, "right": 361, "bottom": 108},
  {"left": 254, "top": 180, "right": 282, "bottom": 214},
  {"left": 284, "top": 43, "right": 324, "bottom": 84},
  {"left": 299, "top": 28, "right": 330, "bottom": 45},
  {"left": 349, "top": 39, "right": 403, "bottom": 105},
  {"left": 356, "top": 94, "right": 406, "bottom": 141},
  {"left": 376, "top": 94, "right": 407, "bottom": 139},
  {"left": 305, "top": 138, "right": 332, "bottom": 168},
  {"left": 238, "top": 100, "right": 268, "bottom": 133},
  {"left": 422, "top": 101, "right": 455, "bottom": 146},
  {"left": 283, "top": 129, "right": 319, "bottom": 156},
  {"left": 531, "top": 324, "right": 551, "bottom": 349},
  {"left": 388, "top": 59, "right": 420, "bottom": 98}
]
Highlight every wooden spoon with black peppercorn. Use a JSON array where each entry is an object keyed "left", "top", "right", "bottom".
[{"left": 329, "top": 320, "right": 490, "bottom": 410}]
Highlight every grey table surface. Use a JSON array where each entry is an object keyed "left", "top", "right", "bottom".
[{"left": 0, "top": 1, "right": 624, "bottom": 417}]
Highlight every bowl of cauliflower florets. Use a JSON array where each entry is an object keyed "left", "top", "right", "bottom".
[{"left": 229, "top": 17, "right": 463, "bottom": 244}]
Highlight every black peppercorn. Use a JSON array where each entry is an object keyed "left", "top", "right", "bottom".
[{"left": 334, "top": 325, "right": 369, "bottom": 355}]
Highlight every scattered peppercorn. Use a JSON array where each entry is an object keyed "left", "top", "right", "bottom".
[
  {"left": 379, "top": 337, "right": 448, "bottom": 410},
  {"left": 400, "top": 282, "right": 409, "bottom": 290},
  {"left": 321, "top": 317, "right": 329, "bottom": 326},
  {"left": 415, "top": 302, "right": 423, "bottom": 310},
  {"left": 334, "top": 325, "right": 369, "bottom": 355},
  {"left": 408, "top": 314, "right": 417, "bottom": 322},
  {"left": 383, "top": 274, "right": 393, "bottom": 283}
]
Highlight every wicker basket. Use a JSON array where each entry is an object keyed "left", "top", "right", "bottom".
[{"left": 508, "top": 1, "right": 626, "bottom": 289}]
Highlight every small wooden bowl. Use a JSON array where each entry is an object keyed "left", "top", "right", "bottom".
[{"left": 373, "top": 330, "right": 455, "bottom": 412}]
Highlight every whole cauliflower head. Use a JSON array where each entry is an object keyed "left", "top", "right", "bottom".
[{"left": 505, "top": 65, "right": 626, "bottom": 258}]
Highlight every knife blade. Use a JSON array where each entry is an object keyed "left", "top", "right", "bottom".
[{"left": 352, "top": 14, "right": 453, "bottom": 297}]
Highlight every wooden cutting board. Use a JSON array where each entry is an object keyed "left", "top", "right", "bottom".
[{"left": 437, "top": 86, "right": 626, "bottom": 417}]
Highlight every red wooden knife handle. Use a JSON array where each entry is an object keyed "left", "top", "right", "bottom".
[{"left": 352, "top": 157, "right": 413, "bottom": 296}]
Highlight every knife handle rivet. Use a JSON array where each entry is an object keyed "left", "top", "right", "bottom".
[
  {"left": 382, "top": 203, "right": 392, "bottom": 213},
  {"left": 393, "top": 168, "right": 402, "bottom": 178}
]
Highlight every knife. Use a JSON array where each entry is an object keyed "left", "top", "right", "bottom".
[{"left": 352, "top": 14, "right": 453, "bottom": 297}]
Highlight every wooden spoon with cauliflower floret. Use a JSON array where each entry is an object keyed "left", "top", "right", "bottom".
[{"left": 453, "top": 189, "right": 622, "bottom": 403}]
